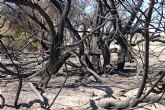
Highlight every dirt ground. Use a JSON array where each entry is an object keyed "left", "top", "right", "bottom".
[{"left": 0, "top": 72, "right": 165, "bottom": 110}]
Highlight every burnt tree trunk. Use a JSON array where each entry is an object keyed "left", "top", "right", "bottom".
[
  {"left": 38, "top": 0, "right": 71, "bottom": 89},
  {"left": 91, "top": 0, "right": 104, "bottom": 70},
  {"left": 38, "top": 52, "right": 71, "bottom": 88},
  {"left": 116, "top": 35, "right": 128, "bottom": 70},
  {"left": 91, "top": 36, "right": 100, "bottom": 70}
]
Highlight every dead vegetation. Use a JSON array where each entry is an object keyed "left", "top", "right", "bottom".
[{"left": 0, "top": 0, "right": 165, "bottom": 110}]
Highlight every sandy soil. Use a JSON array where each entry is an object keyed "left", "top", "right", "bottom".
[{"left": 0, "top": 71, "right": 165, "bottom": 110}]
